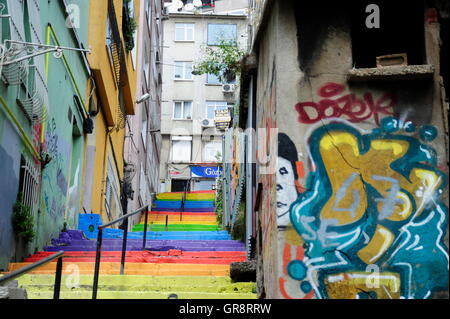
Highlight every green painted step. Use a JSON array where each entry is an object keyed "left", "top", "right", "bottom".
[
  {"left": 132, "top": 224, "right": 221, "bottom": 232},
  {"left": 27, "top": 290, "right": 257, "bottom": 299},
  {"left": 17, "top": 275, "right": 256, "bottom": 294}
]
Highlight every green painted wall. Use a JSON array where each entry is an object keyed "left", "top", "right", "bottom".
[{"left": 0, "top": 0, "right": 90, "bottom": 268}]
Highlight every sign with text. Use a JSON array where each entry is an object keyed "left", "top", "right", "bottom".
[
  {"left": 214, "top": 109, "right": 231, "bottom": 130},
  {"left": 191, "top": 166, "right": 223, "bottom": 178}
]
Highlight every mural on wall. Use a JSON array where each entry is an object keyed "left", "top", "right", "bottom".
[
  {"left": 285, "top": 117, "right": 448, "bottom": 299},
  {"left": 294, "top": 82, "right": 396, "bottom": 126},
  {"left": 276, "top": 133, "right": 304, "bottom": 227},
  {"left": 41, "top": 117, "right": 69, "bottom": 220}
]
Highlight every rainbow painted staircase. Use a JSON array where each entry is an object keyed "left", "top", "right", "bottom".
[{"left": 5, "top": 190, "right": 256, "bottom": 299}]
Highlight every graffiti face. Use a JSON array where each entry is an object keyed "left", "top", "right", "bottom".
[
  {"left": 277, "top": 133, "right": 300, "bottom": 227},
  {"left": 276, "top": 157, "right": 298, "bottom": 227},
  {"left": 288, "top": 119, "right": 448, "bottom": 299}
]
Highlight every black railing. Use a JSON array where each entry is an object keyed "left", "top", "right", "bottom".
[
  {"left": 0, "top": 251, "right": 64, "bottom": 299},
  {"left": 92, "top": 205, "right": 149, "bottom": 299}
]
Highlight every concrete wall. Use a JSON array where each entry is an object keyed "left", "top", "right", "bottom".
[{"left": 252, "top": 0, "right": 449, "bottom": 299}]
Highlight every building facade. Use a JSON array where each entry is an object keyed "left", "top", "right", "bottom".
[
  {"left": 81, "top": 0, "right": 139, "bottom": 226},
  {"left": 123, "top": 0, "right": 164, "bottom": 226},
  {"left": 239, "top": 0, "right": 449, "bottom": 299},
  {"left": 0, "top": 0, "right": 90, "bottom": 269},
  {"left": 159, "top": 0, "right": 248, "bottom": 193}
]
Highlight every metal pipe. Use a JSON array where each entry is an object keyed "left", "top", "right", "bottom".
[
  {"left": 53, "top": 257, "right": 63, "bottom": 299},
  {"left": 100, "top": 206, "right": 148, "bottom": 229},
  {"left": 120, "top": 219, "right": 128, "bottom": 275},
  {"left": 92, "top": 228, "right": 103, "bottom": 299},
  {"left": 0, "top": 251, "right": 64, "bottom": 286},
  {"left": 165, "top": 215, "right": 168, "bottom": 231},
  {"left": 142, "top": 206, "right": 149, "bottom": 250}
]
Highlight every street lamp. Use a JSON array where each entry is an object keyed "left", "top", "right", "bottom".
[
  {"left": 136, "top": 93, "right": 168, "bottom": 104},
  {"left": 136, "top": 93, "right": 151, "bottom": 104}
]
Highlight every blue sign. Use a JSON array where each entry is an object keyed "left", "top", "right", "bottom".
[{"left": 191, "top": 166, "right": 223, "bottom": 178}]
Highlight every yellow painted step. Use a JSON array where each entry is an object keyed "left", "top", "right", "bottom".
[
  {"left": 27, "top": 290, "right": 256, "bottom": 299},
  {"left": 7, "top": 262, "right": 230, "bottom": 276},
  {"left": 16, "top": 275, "right": 256, "bottom": 293}
]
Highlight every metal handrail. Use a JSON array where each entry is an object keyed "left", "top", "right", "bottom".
[
  {"left": 0, "top": 251, "right": 64, "bottom": 299},
  {"left": 92, "top": 205, "right": 149, "bottom": 299}
]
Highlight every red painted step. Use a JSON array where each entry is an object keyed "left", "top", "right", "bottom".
[
  {"left": 24, "top": 250, "right": 246, "bottom": 264},
  {"left": 147, "top": 211, "right": 216, "bottom": 215},
  {"left": 24, "top": 256, "right": 245, "bottom": 264},
  {"left": 27, "top": 250, "right": 245, "bottom": 258}
]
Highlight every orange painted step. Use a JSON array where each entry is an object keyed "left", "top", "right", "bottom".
[
  {"left": 7, "top": 262, "right": 230, "bottom": 276},
  {"left": 24, "top": 250, "right": 246, "bottom": 264},
  {"left": 141, "top": 214, "right": 218, "bottom": 223}
]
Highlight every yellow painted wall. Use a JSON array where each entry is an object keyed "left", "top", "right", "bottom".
[{"left": 85, "top": 0, "right": 139, "bottom": 222}]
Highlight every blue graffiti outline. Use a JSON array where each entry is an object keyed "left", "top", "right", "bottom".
[{"left": 289, "top": 121, "right": 448, "bottom": 299}]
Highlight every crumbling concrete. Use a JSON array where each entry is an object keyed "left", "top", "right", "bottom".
[
  {"left": 230, "top": 260, "right": 256, "bottom": 283},
  {"left": 0, "top": 280, "right": 28, "bottom": 299},
  {"left": 348, "top": 64, "right": 435, "bottom": 81}
]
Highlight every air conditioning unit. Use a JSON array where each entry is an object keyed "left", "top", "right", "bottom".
[
  {"left": 201, "top": 118, "right": 214, "bottom": 127},
  {"left": 222, "top": 84, "right": 235, "bottom": 93}
]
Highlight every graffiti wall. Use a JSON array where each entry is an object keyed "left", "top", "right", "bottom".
[
  {"left": 252, "top": 1, "right": 449, "bottom": 299},
  {"left": 286, "top": 119, "right": 448, "bottom": 299}
]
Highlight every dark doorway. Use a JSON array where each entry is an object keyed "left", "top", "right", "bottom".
[{"left": 171, "top": 179, "right": 190, "bottom": 192}]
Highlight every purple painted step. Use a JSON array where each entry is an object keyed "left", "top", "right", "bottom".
[
  {"left": 57, "top": 239, "right": 244, "bottom": 246},
  {"left": 45, "top": 238, "right": 245, "bottom": 252},
  {"left": 44, "top": 245, "right": 245, "bottom": 252}
]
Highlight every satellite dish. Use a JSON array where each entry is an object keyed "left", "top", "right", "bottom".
[
  {"left": 184, "top": 3, "right": 194, "bottom": 11},
  {"left": 193, "top": 0, "right": 203, "bottom": 7},
  {"left": 174, "top": 0, "right": 184, "bottom": 9}
]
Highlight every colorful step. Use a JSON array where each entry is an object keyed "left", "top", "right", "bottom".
[
  {"left": 157, "top": 190, "right": 216, "bottom": 201},
  {"left": 24, "top": 250, "right": 246, "bottom": 264},
  {"left": 16, "top": 275, "right": 255, "bottom": 293},
  {"left": 132, "top": 224, "right": 221, "bottom": 232},
  {"left": 7, "top": 262, "right": 231, "bottom": 276},
  {"left": 17, "top": 274, "right": 255, "bottom": 299},
  {"left": 8, "top": 188, "right": 256, "bottom": 299},
  {"left": 26, "top": 290, "right": 256, "bottom": 299},
  {"left": 141, "top": 214, "right": 218, "bottom": 223}
]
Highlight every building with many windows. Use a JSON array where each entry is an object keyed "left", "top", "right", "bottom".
[
  {"left": 123, "top": 0, "right": 164, "bottom": 226},
  {"left": 159, "top": 0, "right": 248, "bottom": 192}
]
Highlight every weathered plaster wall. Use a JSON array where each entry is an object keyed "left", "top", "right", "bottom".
[{"left": 255, "top": 0, "right": 449, "bottom": 299}]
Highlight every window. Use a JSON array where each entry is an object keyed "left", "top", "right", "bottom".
[
  {"left": 174, "top": 61, "right": 193, "bottom": 80},
  {"left": 141, "top": 104, "right": 148, "bottom": 147},
  {"left": 207, "top": 23, "right": 237, "bottom": 45},
  {"left": 144, "top": 46, "right": 150, "bottom": 84},
  {"left": 105, "top": 157, "right": 122, "bottom": 221},
  {"left": 17, "top": 155, "right": 40, "bottom": 222},
  {"left": 106, "top": 16, "right": 113, "bottom": 59},
  {"left": 173, "top": 101, "right": 192, "bottom": 120},
  {"left": 175, "top": 23, "right": 194, "bottom": 41},
  {"left": 171, "top": 136, "right": 192, "bottom": 162},
  {"left": 204, "top": 141, "right": 222, "bottom": 162},
  {"left": 206, "top": 101, "right": 228, "bottom": 119}
]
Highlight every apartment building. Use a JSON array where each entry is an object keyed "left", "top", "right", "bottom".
[{"left": 159, "top": 0, "right": 248, "bottom": 193}]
